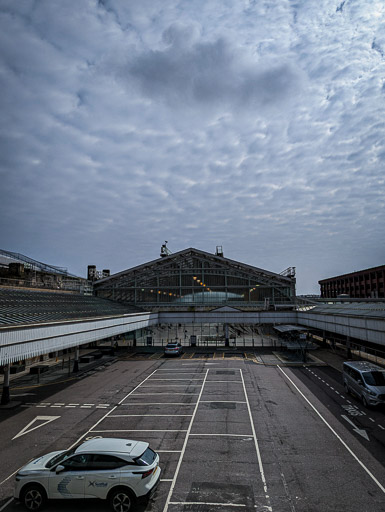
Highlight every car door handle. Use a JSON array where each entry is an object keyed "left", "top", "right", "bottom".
[
  {"left": 108, "top": 475, "right": 118, "bottom": 479},
  {"left": 75, "top": 476, "right": 84, "bottom": 480}
]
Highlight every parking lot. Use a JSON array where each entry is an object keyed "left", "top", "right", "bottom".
[
  {"left": 1, "top": 354, "right": 385, "bottom": 512},
  {"left": 87, "top": 361, "right": 271, "bottom": 511}
]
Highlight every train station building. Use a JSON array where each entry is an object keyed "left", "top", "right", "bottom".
[
  {"left": 0, "top": 246, "right": 385, "bottom": 405},
  {"left": 92, "top": 247, "right": 297, "bottom": 310}
]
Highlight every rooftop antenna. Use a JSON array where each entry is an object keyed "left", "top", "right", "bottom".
[{"left": 160, "top": 241, "right": 172, "bottom": 257}]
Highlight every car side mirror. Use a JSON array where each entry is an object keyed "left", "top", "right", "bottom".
[
  {"left": 55, "top": 465, "right": 65, "bottom": 473},
  {"left": 357, "top": 379, "right": 363, "bottom": 386}
]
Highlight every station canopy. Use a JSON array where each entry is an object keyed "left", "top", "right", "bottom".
[
  {"left": 274, "top": 325, "right": 307, "bottom": 333},
  {"left": 93, "top": 248, "right": 296, "bottom": 309}
]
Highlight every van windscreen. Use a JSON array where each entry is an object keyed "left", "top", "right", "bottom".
[{"left": 362, "top": 371, "right": 385, "bottom": 386}]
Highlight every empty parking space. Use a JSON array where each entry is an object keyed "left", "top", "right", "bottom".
[
  {"left": 81, "top": 360, "right": 272, "bottom": 511},
  {"left": 4, "top": 357, "right": 385, "bottom": 512},
  {"left": 191, "top": 402, "right": 250, "bottom": 436}
]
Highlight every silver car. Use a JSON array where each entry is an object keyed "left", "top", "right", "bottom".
[
  {"left": 14, "top": 437, "right": 160, "bottom": 512},
  {"left": 164, "top": 342, "right": 184, "bottom": 357},
  {"left": 343, "top": 360, "right": 385, "bottom": 407}
]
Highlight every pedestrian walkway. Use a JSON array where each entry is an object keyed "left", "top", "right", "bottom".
[
  {"left": 0, "top": 349, "right": 117, "bottom": 409},
  {"left": 309, "top": 343, "right": 385, "bottom": 372}
]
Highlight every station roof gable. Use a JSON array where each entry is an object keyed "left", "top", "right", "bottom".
[{"left": 94, "top": 248, "right": 293, "bottom": 288}]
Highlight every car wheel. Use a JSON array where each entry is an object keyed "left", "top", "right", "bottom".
[
  {"left": 344, "top": 382, "right": 349, "bottom": 394},
  {"left": 362, "top": 395, "right": 369, "bottom": 408},
  {"left": 109, "top": 487, "right": 135, "bottom": 512},
  {"left": 21, "top": 484, "right": 47, "bottom": 512}
]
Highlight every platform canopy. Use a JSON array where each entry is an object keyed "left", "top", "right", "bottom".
[
  {"left": 274, "top": 325, "right": 308, "bottom": 333},
  {"left": 93, "top": 248, "right": 296, "bottom": 308}
]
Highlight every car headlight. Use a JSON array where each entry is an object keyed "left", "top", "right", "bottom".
[{"left": 368, "top": 390, "right": 377, "bottom": 397}]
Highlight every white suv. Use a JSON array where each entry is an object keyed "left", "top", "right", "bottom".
[{"left": 14, "top": 437, "right": 161, "bottom": 512}]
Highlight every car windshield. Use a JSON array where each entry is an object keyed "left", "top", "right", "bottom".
[
  {"left": 134, "top": 447, "right": 156, "bottom": 466},
  {"left": 363, "top": 371, "right": 385, "bottom": 386},
  {"left": 45, "top": 446, "right": 79, "bottom": 469}
]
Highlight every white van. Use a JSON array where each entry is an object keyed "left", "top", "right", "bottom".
[{"left": 343, "top": 361, "right": 385, "bottom": 407}]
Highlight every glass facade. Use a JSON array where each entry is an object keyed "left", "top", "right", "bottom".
[{"left": 94, "top": 250, "right": 295, "bottom": 308}]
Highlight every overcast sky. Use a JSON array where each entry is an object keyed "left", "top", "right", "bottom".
[{"left": 1, "top": 0, "right": 384, "bottom": 294}]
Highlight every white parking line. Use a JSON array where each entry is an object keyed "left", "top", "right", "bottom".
[
  {"left": 162, "top": 369, "right": 209, "bottom": 512},
  {"left": 169, "top": 502, "right": 246, "bottom": 508},
  {"left": 119, "top": 402, "right": 196, "bottom": 406},
  {"left": 130, "top": 393, "right": 200, "bottom": 395},
  {"left": 205, "top": 380, "right": 242, "bottom": 383},
  {"left": 69, "top": 368, "right": 160, "bottom": 447},
  {"left": 189, "top": 433, "right": 253, "bottom": 437},
  {"left": 155, "top": 369, "right": 204, "bottom": 372},
  {"left": 109, "top": 414, "right": 193, "bottom": 417},
  {"left": 0, "top": 498, "right": 13, "bottom": 511},
  {"left": 141, "top": 385, "right": 201, "bottom": 387},
  {"left": 240, "top": 369, "right": 272, "bottom": 511},
  {"left": 200, "top": 400, "right": 247, "bottom": 404},
  {"left": 150, "top": 378, "right": 204, "bottom": 381},
  {"left": 278, "top": 367, "right": 385, "bottom": 494},
  {"left": 91, "top": 429, "right": 188, "bottom": 433}
]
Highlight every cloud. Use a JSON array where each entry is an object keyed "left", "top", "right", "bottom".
[
  {"left": 0, "top": 0, "right": 385, "bottom": 294},
  {"left": 124, "top": 33, "right": 300, "bottom": 114}
]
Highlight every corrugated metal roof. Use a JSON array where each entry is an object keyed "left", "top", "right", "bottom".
[
  {"left": 0, "top": 289, "right": 141, "bottom": 327},
  {"left": 305, "top": 303, "right": 385, "bottom": 319}
]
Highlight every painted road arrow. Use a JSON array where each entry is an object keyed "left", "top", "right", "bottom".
[
  {"left": 341, "top": 414, "right": 369, "bottom": 441},
  {"left": 12, "top": 416, "right": 60, "bottom": 440}
]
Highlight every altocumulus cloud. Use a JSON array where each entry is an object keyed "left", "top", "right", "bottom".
[
  {"left": 125, "top": 29, "right": 300, "bottom": 113},
  {"left": 0, "top": 0, "right": 384, "bottom": 294}
]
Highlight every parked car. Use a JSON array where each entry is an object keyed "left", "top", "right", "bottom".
[
  {"left": 343, "top": 360, "right": 385, "bottom": 407},
  {"left": 14, "top": 437, "right": 161, "bottom": 512},
  {"left": 164, "top": 342, "right": 184, "bottom": 356}
]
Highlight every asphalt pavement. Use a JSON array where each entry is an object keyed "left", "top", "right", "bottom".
[{"left": 1, "top": 348, "right": 385, "bottom": 512}]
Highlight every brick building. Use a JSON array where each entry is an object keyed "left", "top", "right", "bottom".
[{"left": 319, "top": 265, "right": 385, "bottom": 298}]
